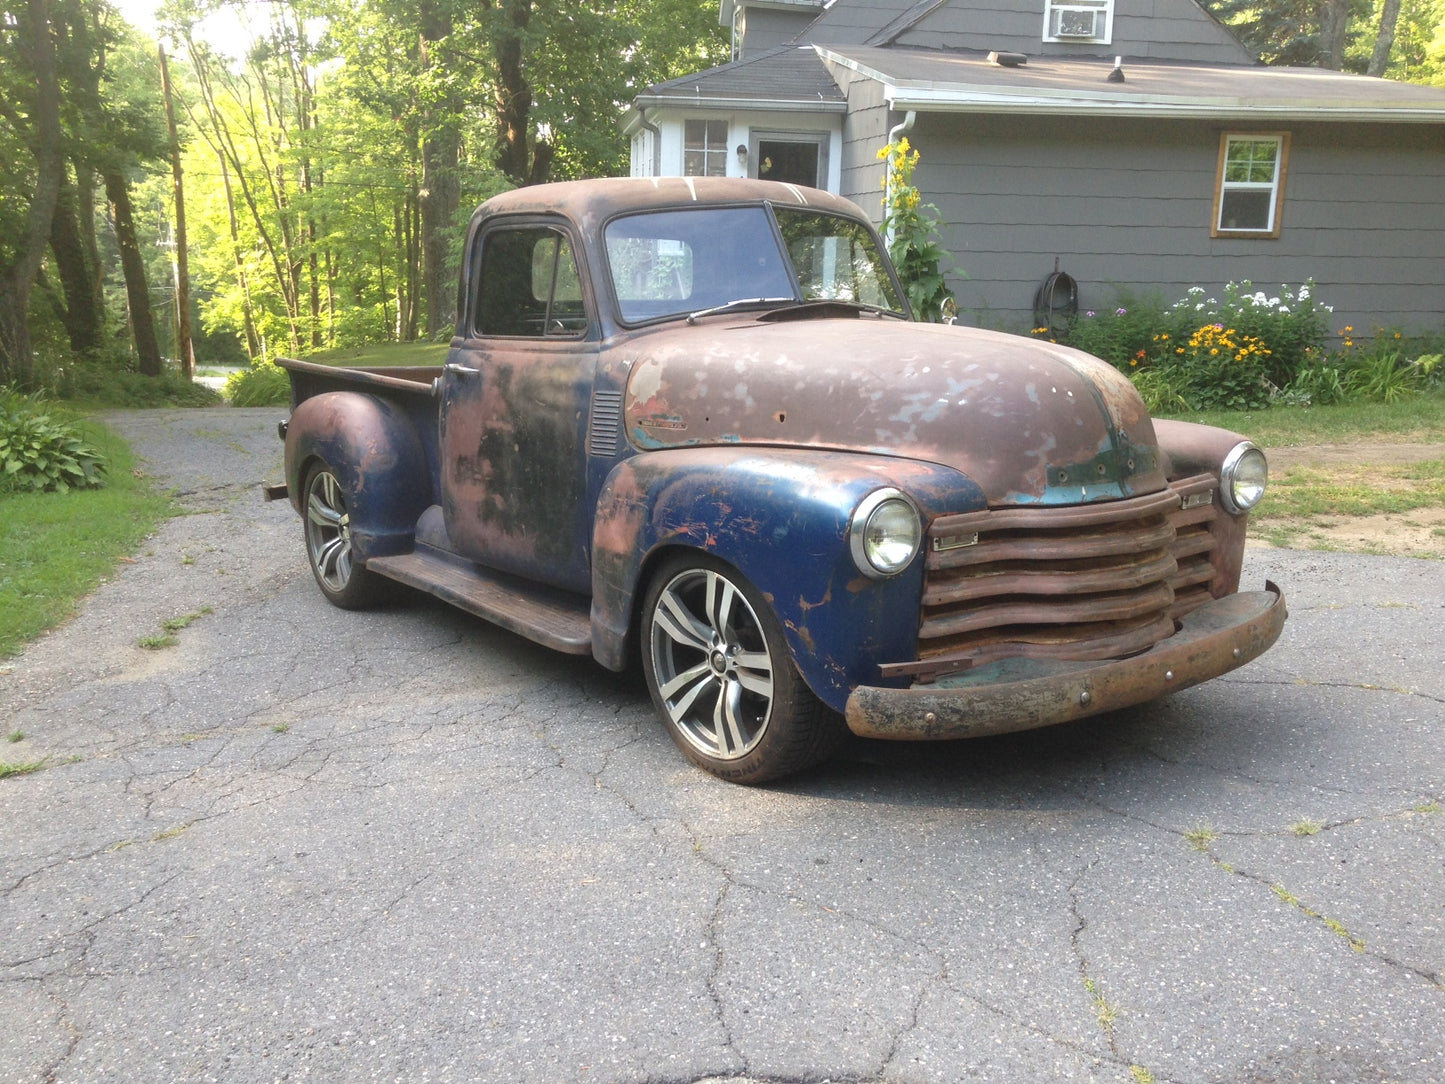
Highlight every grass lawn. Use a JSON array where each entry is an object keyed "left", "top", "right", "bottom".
[
  {"left": 1177, "top": 392, "right": 1445, "bottom": 448},
  {"left": 0, "top": 419, "right": 175, "bottom": 658}
]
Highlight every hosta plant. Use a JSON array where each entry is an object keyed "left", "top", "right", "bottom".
[{"left": 0, "top": 396, "right": 107, "bottom": 493}]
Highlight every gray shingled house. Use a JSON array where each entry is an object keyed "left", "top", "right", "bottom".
[{"left": 621, "top": 0, "right": 1445, "bottom": 335}]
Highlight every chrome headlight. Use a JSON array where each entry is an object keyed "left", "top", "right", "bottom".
[
  {"left": 1220, "top": 441, "right": 1268, "bottom": 514},
  {"left": 849, "top": 489, "right": 922, "bottom": 578}
]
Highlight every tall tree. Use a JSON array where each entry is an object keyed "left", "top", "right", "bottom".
[
  {"left": 418, "top": 0, "right": 462, "bottom": 336},
  {"left": 1368, "top": 0, "right": 1405, "bottom": 75},
  {"left": 0, "top": 0, "right": 66, "bottom": 387},
  {"left": 1201, "top": 0, "right": 1436, "bottom": 76}
]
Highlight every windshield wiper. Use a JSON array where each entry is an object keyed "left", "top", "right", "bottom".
[{"left": 686, "top": 296, "right": 795, "bottom": 325}]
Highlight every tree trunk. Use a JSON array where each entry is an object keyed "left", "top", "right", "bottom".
[
  {"left": 159, "top": 44, "right": 195, "bottom": 378},
  {"left": 1368, "top": 0, "right": 1402, "bottom": 76},
  {"left": 104, "top": 170, "right": 164, "bottom": 376},
  {"left": 0, "top": 0, "right": 65, "bottom": 389},
  {"left": 419, "top": 1, "right": 461, "bottom": 338},
  {"left": 494, "top": 0, "right": 538, "bottom": 185},
  {"left": 1319, "top": 0, "right": 1353, "bottom": 70},
  {"left": 47, "top": 170, "right": 107, "bottom": 360}
]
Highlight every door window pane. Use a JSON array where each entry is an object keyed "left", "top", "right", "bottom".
[{"left": 475, "top": 227, "right": 586, "bottom": 337}]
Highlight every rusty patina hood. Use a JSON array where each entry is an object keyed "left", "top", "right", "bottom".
[{"left": 623, "top": 316, "right": 1166, "bottom": 506}]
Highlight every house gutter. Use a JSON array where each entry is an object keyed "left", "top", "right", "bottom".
[
  {"left": 627, "top": 94, "right": 847, "bottom": 114},
  {"left": 882, "top": 89, "right": 1445, "bottom": 123},
  {"left": 816, "top": 46, "right": 1445, "bottom": 124}
]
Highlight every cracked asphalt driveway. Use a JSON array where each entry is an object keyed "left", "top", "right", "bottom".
[{"left": 2, "top": 407, "right": 1443, "bottom": 1084}]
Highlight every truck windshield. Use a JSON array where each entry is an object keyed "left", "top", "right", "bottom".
[
  {"left": 773, "top": 207, "right": 903, "bottom": 314},
  {"left": 604, "top": 205, "right": 902, "bottom": 324}
]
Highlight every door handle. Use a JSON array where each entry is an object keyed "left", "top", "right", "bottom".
[{"left": 445, "top": 362, "right": 479, "bottom": 377}]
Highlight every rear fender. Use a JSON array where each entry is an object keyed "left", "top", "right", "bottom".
[
  {"left": 285, "top": 391, "right": 432, "bottom": 562},
  {"left": 590, "top": 447, "right": 986, "bottom": 711}
]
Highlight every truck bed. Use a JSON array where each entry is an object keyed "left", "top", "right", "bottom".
[{"left": 277, "top": 356, "right": 442, "bottom": 406}]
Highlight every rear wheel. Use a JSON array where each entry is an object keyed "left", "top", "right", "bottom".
[
  {"left": 641, "top": 554, "right": 841, "bottom": 783},
  {"left": 302, "top": 461, "right": 386, "bottom": 609}
]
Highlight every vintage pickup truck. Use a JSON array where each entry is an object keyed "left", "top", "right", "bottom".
[{"left": 269, "top": 176, "right": 1285, "bottom": 783}]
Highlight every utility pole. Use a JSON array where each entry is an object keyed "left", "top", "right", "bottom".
[{"left": 159, "top": 43, "right": 196, "bottom": 379}]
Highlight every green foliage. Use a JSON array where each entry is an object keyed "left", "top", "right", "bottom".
[
  {"left": 225, "top": 361, "right": 291, "bottom": 407},
  {"left": 0, "top": 392, "right": 107, "bottom": 494},
  {"left": 1321, "top": 329, "right": 1445, "bottom": 403},
  {"left": 37, "top": 361, "right": 221, "bottom": 408},
  {"left": 1052, "top": 281, "right": 1334, "bottom": 410},
  {"left": 0, "top": 418, "right": 175, "bottom": 657},
  {"left": 878, "top": 139, "right": 954, "bottom": 321}
]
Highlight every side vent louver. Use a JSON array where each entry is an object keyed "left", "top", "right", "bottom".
[{"left": 589, "top": 390, "right": 623, "bottom": 457}]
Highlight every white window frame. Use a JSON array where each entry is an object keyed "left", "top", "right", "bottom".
[
  {"left": 1212, "top": 132, "right": 1291, "bottom": 239},
  {"left": 630, "top": 129, "right": 655, "bottom": 177},
  {"left": 683, "top": 119, "right": 730, "bottom": 178},
  {"left": 1042, "top": 0, "right": 1113, "bottom": 44}
]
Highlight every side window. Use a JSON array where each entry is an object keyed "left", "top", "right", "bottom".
[
  {"left": 1212, "top": 133, "right": 1290, "bottom": 239},
  {"left": 1043, "top": 0, "right": 1112, "bottom": 44},
  {"left": 474, "top": 226, "right": 587, "bottom": 338},
  {"left": 684, "top": 119, "right": 728, "bottom": 177}
]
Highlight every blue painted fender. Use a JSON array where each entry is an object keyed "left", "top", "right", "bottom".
[
  {"left": 590, "top": 446, "right": 987, "bottom": 712},
  {"left": 284, "top": 391, "right": 433, "bottom": 562}
]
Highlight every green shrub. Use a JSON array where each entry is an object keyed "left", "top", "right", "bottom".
[
  {"left": 39, "top": 361, "right": 221, "bottom": 407},
  {"left": 1058, "top": 281, "right": 1330, "bottom": 392},
  {"left": 0, "top": 392, "right": 107, "bottom": 494},
  {"left": 1051, "top": 296, "right": 1185, "bottom": 370},
  {"left": 225, "top": 361, "right": 290, "bottom": 406},
  {"left": 1282, "top": 363, "right": 1349, "bottom": 406},
  {"left": 1343, "top": 350, "right": 1423, "bottom": 403}
]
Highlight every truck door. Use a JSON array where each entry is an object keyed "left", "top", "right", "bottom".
[{"left": 440, "top": 220, "right": 597, "bottom": 594}]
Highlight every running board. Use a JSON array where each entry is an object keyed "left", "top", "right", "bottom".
[{"left": 365, "top": 548, "right": 592, "bottom": 655}]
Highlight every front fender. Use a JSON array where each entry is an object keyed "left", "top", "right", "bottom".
[
  {"left": 1154, "top": 418, "right": 1258, "bottom": 596},
  {"left": 590, "top": 447, "right": 986, "bottom": 711},
  {"left": 285, "top": 391, "right": 432, "bottom": 562}
]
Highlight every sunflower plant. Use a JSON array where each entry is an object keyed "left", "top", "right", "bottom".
[{"left": 878, "top": 139, "right": 954, "bottom": 322}]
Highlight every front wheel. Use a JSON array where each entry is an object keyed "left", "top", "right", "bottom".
[
  {"left": 302, "top": 461, "right": 386, "bottom": 610},
  {"left": 641, "top": 554, "right": 842, "bottom": 784}
]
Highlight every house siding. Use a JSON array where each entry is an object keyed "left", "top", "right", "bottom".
[
  {"left": 829, "top": 63, "right": 892, "bottom": 212},
  {"left": 738, "top": 8, "right": 817, "bottom": 58},
  {"left": 911, "top": 113, "right": 1445, "bottom": 334}
]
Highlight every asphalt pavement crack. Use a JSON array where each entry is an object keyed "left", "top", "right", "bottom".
[{"left": 1188, "top": 833, "right": 1445, "bottom": 993}]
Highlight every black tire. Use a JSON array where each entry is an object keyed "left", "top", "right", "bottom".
[
  {"left": 641, "top": 553, "right": 843, "bottom": 784},
  {"left": 302, "top": 461, "right": 387, "bottom": 610}
]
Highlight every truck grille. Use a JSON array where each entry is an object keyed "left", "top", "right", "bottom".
[{"left": 887, "top": 475, "right": 1225, "bottom": 683}]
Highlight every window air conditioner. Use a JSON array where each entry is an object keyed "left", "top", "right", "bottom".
[{"left": 1052, "top": 7, "right": 1100, "bottom": 38}]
